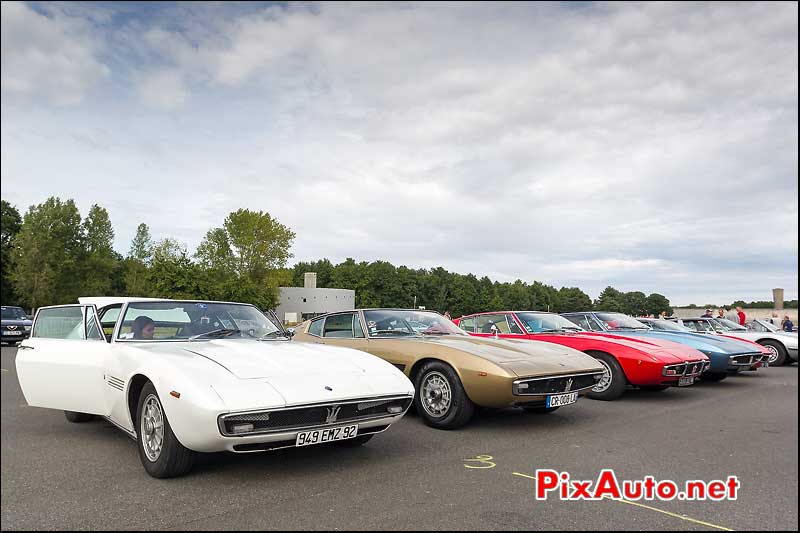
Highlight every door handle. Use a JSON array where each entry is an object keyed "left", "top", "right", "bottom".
[{"left": 17, "top": 345, "right": 34, "bottom": 350}]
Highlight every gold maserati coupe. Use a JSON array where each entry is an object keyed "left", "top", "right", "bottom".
[{"left": 291, "top": 309, "right": 605, "bottom": 429}]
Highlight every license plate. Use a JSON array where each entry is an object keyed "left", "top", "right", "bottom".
[
  {"left": 546, "top": 392, "right": 578, "bottom": 408},
  {"left": 678, "top": 376, "right": 694, "bottom": 386},
  {"left": 2, "top": 331, "right": 22, "bottom": 336},
  {"left": 296, "top": 424, "right": 358, "bottom": 447}
]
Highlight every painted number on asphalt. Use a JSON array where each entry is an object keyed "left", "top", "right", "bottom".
[{"left": 464, "top": 454, "right": 496, "bottom": 469}]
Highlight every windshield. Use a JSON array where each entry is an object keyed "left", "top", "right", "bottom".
[
  {"left": 748, "top": 319, "right": 780, "bottom": 333},
  {"left": 117, "top": 301, "right": 280, "bottom": 341},
  {"left": 710, "top": 318, "right": 746, "bottom": 332},
  {"left": 595, "top": 313, "right": 650, "bottom": 330},
  {"left": 516, "top": 312, "right": 584, "bottom": 333},
  {"left": 646, "top": 319, "right": 692, "bottom": 332},
  {"left": 1, "top": 307, "right": 27, "bottom": 320},
  {"left": 685, "top": 319, "right": 717, "bottom": 333},
  {"left": 363, "top": 310, "right": 466, "bottom": 337}
]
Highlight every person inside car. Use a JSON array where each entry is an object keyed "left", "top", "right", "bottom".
[{"left": 131, "top": 316, "right": 156, "bottom": 340}]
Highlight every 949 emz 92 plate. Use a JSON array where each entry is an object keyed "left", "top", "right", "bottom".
[{"left": 296, "top": 424, "right": 358, "bottom": 447}]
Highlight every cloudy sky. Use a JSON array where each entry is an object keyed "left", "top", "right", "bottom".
[{"left": 1, "top": 1, "right": 797, "bottom": 305}]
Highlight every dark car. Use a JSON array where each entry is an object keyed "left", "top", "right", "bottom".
[{"left": 1, "top": 306, "right": 33, "bottom": 345}]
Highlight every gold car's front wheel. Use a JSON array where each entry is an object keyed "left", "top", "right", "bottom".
[{"left": 414, "top": 361, "right": 474, "bottom": 429}]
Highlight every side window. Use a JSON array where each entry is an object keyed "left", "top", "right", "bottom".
[
  {"left": 32, "top": 307, "right": 84, "bottom": 339},
  {"left": 308, "top": 317, "right": 324, "bottom": 337},
  {"left": 85, "top": 307, "right": 104, "bottom": 341},
  {"left": 476, "top": 314, "right": 507, "bottom": 333},
  {"left": 99, "top": 306, "right": 121, "bottom": 336},
  {"left": 323, "top": 314, "right": 354, "bottom": 338},
  {"left": 505, "top": 314, "right": 524, "bottom": 334},
  {"left": 353, "top": 315, "right": 365, "bottom": 338},
  {"left": 459, "top": 317, "right": 476, "bottom": 333},
  {"left": 563, "top": 314, "right": 592, "bottom": 331},
  {"left": 587, "top": 316, "right": 607, "bottom": 332}
]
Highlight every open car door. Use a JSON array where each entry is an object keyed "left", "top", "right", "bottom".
[{"left": 16, "top": 304, "right": 111, "bottom": 416}]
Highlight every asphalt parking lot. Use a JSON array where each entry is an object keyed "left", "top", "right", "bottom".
[{"left": 1, "top": 345, "right": 797, "bottom": 531}]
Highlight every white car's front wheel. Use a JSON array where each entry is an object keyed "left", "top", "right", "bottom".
[{"left": 136, "top": 383, "right": 195, "bottom": 478}]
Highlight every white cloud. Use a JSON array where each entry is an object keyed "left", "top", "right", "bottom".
[
  {"left": 0, "top": 1, "right": 797, "bottom": 305},
  {"left": 0, "top": 1, "right": 109, "bottom": 105},
  {"left": 136, "top": 69, "right": 188, "bottom": 110}
]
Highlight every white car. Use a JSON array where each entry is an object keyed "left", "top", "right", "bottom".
[
  {"left": 15, "top": 298, "right": 414, "bottom": 478},
  {"left": 680, "top": 317, "right": 798, "bottom": 366}
]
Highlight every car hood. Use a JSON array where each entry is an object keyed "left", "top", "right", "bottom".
[
  {"left": 129, "top": 339, "right": 413, "bottom": 408},
  {"left": 565, "top": 332, "right": 703, "bottom": 362},
  {"left": 1, "top": 319, "right": 32, "bottom": 326},
  {"left": 723, "top": 331, "right": 798, "bottom": 350},
  {"left": 612, "top": 330, "right": 760, "bottom": 355},
  {"left": 417, "top": 335, "right": 605, "bottom": 376},
  {"left": 131, "top": 339, "right": 401, "bottom": 379}
]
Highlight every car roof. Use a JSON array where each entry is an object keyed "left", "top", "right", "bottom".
[{"left": 78, "top": 297, "right": 166, "bottom": 308}]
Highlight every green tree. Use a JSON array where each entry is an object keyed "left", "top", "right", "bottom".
[
  {"left": 81, "top": 205, "right": 117, "bottom": 296},
  {"left": 128, "top": 223, "right": 153, "bottom": 262},
  {"left": 10, "top": 198, "right": 85, "bottom": 309},
  {"left": 622, "top": 291, "right": 648, "bottom": 316},
  {"left": 557, "top": 287, "right": 592, "bottom": 313},
  {"left": 594, "top": 286, "right": 626, "bottom": 313},
  {"left": 195, "top": 209, "right": 295, "bottom": 309},
  {"left": 1, "top": 200, "right": 22, "bottom": 304},
  {"left": 124, "top": 223, "right": 153, "bottom": 296},
  {"left": 645, "top": 293, "right": 672, "bottom": 316}
]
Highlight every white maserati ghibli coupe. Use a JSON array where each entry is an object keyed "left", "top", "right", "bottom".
[{"left": 15, "top": 298, "right": 414, "bottom": 478}]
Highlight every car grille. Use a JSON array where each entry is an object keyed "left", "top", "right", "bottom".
[
  {"left": 219, "top": 396, "right": 413, "bottom": 436},
  {"left": 663, "top": 360, "right": 710, "bottom": 376},
  {"left": 730, "top": 353, "right": 759, "bottom": 366},
  {"left": 684, "top": 361, "right": 706, "bottom": 376},
  {"left": 512, "top": 372, "right": 602, "bottom": 395}
]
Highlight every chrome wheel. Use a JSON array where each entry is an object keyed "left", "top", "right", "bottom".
[
  {"left": 421, "top": 371, "right": 452, "bottom": 418},
  {"left": 593, "top": 358, "right": 612, "bottom": 393},
  {"left": 765, "top": 344, "right": 780, "bottom": 365},
  {"left": 140, "top": 394, "right": 165, "bottom": 462}
]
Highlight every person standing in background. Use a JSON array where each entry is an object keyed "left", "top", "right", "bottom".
[
  {"left": 769, "top": 311, "right": 779, "bottom": 325},
  {"left": 782, "top": 316, "right": 794, "bottom": 332},
  {"left": 717, "top": 309, "right": 725, "bottom": 320},
  {"left": 736, "top": 306, "right": 746, "bottom": 326},
  {"left": 701, "top": 308, "right": 713, "bottom": 318},
  {"left": 725, "top": 307, "right": 739, "bottom": 323}
]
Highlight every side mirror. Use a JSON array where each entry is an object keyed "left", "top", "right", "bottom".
[{"left": 286, "top": 328, "right": 295, "bottom": 338}]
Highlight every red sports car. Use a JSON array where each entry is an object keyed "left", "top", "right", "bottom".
[{"left": 454, "top": 311, "right": 710, "bottom": 400}]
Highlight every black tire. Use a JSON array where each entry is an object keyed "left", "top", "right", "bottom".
[
  {"left": 639, "top": 385, "right": 669, "bottom": 392},
  {"left": 64, "top": 411, "right": 94, "bottom": 423},
  {"left": 414, "top": 361, "right": 475, "bottom": 429},
  {"left": 333, "top": 434, "right": 374, "bottom": 447},
  {"left": 759, "top": 340, "right": 787, "bottom": 366},
  {"left": 700, "top": 372, "right": 727, "bottom": 382},
  {"left": 586, "top": 352, "right": 628, "bottom": 401},
  {"left": 136, "top": 382, "right": 195, "bottom": 478},
  {"left": 522, "top": 406, "right": 560, "bottom": 414}
]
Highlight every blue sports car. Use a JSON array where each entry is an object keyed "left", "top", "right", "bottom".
[{"left": 561, "top": 312, "right": 768, "bottom": 382}]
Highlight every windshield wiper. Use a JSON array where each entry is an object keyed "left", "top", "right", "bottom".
[
  {"left": 188, "top": 328, "right": 241, "bottom": 340},
  {"left": 371, "top": 329, "right": 415, "bottom": 336},
  {"left": 257, "top": 330, "right": 290, "bottom": 341}
]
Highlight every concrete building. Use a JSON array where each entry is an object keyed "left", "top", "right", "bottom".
[{"left": 274, "top": 273, "right": 355, "bottom": 324}]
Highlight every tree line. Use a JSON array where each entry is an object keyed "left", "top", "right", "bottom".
[
  {"left": 2, "top": 197, "right": 674, "bottom": 317},
  {"left": 1, "top": 198, "right": 294, "bottom": 311},
  {"left": 288, "top": 262, "right": 674, "bottom": 317},
  {"left": 683, "top": 300, "right": 798, "bottom": 309}
]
